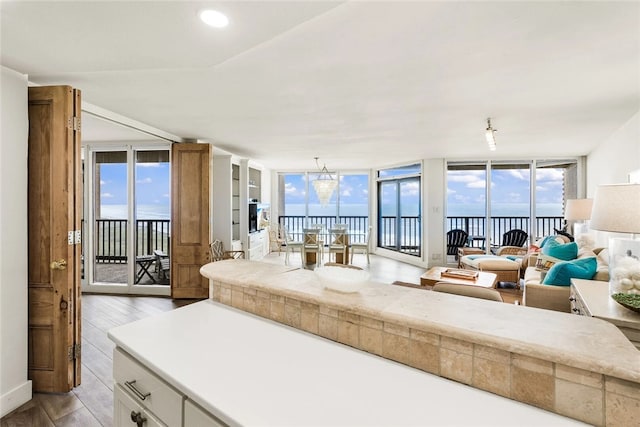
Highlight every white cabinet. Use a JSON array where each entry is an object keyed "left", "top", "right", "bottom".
[
  {"left": 184, "top": 400, "right": 226, "bottom": 427},
  {"left": 113, "top": 348, "right": 184, "bottom": 427},
  {"left": 247, "top": 229, "right": 266, "bottom": 260},
  {"left": 113, "top": 347, "right": 228, "bottom": 427},
  {"left": 114, "top": 384, "right": 165, "bottom": 427}
]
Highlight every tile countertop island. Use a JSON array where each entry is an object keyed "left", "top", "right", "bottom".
[
  {"left": 109, "top": 300, "right": 586, "bottom": 426},
  {"left": 198, "top": 260, "right": 640, "bottom": 426}
]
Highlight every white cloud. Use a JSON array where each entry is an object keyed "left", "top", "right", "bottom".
[
  {"left": 536, "top": 185, "right": 547, "bottom": 191},
  {"left": 536, "top": 168, "right": 564, "bottom": 181},
  {"left": 137, "top": 163, "right": 161, "bottom": 168},
  {"left": 467, "top": 180, "right": 486, "bottom": 189},
  {"left": 163, "top": 193, "right": 170, "bottom": 198},
  {"left": 447, "top": 187, "right": 456, "bottom": 195},
  {"left": 136, "top": 177, "right": 152, "bottom": 184},
  {"left": 102, "top": 192, "right": 114, "bottom": 198},
  {"left": 284, "top": 182, "right": 297, "bottom": 194},
  {"left": 341, "top": 189, "right": 352, "bottom": 197},
  {"left": 508, "top": 192, "right": 522, "bottom": 202},
  {"left": 100, "top": 179, "right": 105, "bottom": 185},
  {"left": 401, "top": 181, "right": 420, "bottom": 196},
  {"left": 508, "top": 170, "right": 528, "bottom": 180}
]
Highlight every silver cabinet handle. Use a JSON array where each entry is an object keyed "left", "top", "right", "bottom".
[{"left": 125, "top": 380, "right": 151, "bottom": 401}]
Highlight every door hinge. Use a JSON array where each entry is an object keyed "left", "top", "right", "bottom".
[
  {"left": 67, "top": 116, "right": 81, "bottom": 131},
  {"left": 69, "top": 230, "right": 81, "bottom": 245},
  {"left": 68, "top": 343, "right": 81, "bottom": 361}
]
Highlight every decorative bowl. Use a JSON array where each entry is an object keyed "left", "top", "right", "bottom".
[
  {"left": 315, "top": 266, "right": 370, "bottom": 293},
  {"left": 611, "top": 293, "right": 640, "bottom": 313}
]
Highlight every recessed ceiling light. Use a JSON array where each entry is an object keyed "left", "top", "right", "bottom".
[{"left": 199, "top": 9, "right": 229, "bottom": 28}]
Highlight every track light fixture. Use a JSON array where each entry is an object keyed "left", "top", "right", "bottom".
[{"left": 486, "top": 118, "right": 497, "bottom": 151}]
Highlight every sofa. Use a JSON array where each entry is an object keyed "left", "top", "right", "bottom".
[{"left": 522, "top": 243, "right": 609, "bottom": 313}]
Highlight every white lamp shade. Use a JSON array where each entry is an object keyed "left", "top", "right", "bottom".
[
  {"left": 564, "top": 198, "right": 593, "bottom": 221},
  {"left": 590, "top": 184, "right": 640, "bottom": 234}
]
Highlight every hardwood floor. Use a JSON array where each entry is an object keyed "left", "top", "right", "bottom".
[
  {"left": 1, "top": 295, "right": 198, "bottom": 427},
  {"left": 1, "top": 254, "right": 521, "bottom": 426}
]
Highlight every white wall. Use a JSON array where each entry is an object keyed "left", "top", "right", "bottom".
[
  {"left": 587, "top": 110, "right": 640, "bottom": 192},
  {"left": 586, "top": 110, "right": 640, "bottom": 247},
  {"left": 0, "top": 67, "right": 31, "bottom": 416}
]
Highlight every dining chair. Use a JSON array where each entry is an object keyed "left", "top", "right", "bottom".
[
  {"left": 328, "top": 228, "right": 348, "bottom": 263},
  {"left": 283, "top": 228, "right": 303, "bottom": 265},
  {"left": 350, "top": 225, "right": 373, "bottom": 264},
  {"left": 209, "top": 240, "right": 245, "bottom": 262},
  {"left": 302, "top": 228, "right": 322, "bottom": 266},
  {"left": 268, "top": 225, "right": 286, "bottom": 255}
]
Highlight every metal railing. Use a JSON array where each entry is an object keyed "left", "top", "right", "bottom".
[
  {"left": 447, "top": 216, "right": 564, "bottom": 247},
  {"left": 95, "top": 219, "right": 170, "bottom": 263},
  {"left": 278, "top": 215, "right": 369, "bottom": 244},
  {"left": 278, "top": 214, "right": 564, "bottom": 258},
  {"left": 379, "top": 216, "right": 420, "bottom": 256}
]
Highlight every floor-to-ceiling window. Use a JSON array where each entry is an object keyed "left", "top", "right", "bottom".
[
  {"left": 377, "top": 163, "right": 421, "bottom": 257},
  {"left": 278, "top": 171, "right": 369, "bottom": 242},
  {"left": 83, "top": 144, "right": 171, "bottom": 295},
  {"left": 446, "top": 159, "right": 579, "bottom": 259}
]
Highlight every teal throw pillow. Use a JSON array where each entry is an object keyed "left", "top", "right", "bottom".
[
  {"left": 541, "top": 239, "right": 578, "bottom": 261},
  {"left": 542, "top": 257, "right": 597, "bottom": 286},
  {"left": 539, "top": 235, "right": 559, "bottom": 248}
]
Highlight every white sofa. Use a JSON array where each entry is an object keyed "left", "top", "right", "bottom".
[{"left": 522, "top": 247, "right": 609, "bottom": 312}]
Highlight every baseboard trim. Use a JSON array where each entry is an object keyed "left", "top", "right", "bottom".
[{"left": 0, "top": 380, "right": 32, "bottom": 418}]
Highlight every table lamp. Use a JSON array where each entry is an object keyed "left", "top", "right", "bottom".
[
  {"left": 589, "top": 184, "right": 640, "bottom": 303},
  {"left": 564, "top": 198, "right": 593, "bottom": 236}
]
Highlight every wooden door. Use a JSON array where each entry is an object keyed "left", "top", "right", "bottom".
[
  {"left": 28, "top": 86, "right": 82, "bottom": 392},
  {"left": 171, "top": 143, "right": 211, "bottom": 298}
]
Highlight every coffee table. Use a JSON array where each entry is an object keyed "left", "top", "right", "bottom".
[{"left": 420, "top": 266, "right": 497, "bottom": 288}]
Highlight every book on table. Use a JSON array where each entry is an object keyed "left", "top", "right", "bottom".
[{"left": 440, "top": 269, "right": 479, "bottom": 281}]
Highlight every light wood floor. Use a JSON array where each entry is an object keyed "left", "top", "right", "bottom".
[{"left": 1, "top": 253, "right": 521, "bottom": 426}]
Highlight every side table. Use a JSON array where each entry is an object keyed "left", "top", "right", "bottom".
[{"left": 570, "top": 278, "right": 640, "bottom": 350}]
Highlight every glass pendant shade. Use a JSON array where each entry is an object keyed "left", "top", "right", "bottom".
[{"left": 312, "top": 178, "right": 337, "bottom": 207}]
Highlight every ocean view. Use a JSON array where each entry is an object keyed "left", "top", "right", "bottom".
[{"left": 100, "top": 204, "right": 170, "bottom": 220}]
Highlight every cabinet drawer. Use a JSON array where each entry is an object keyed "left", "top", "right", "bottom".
[
  {"left": 185, "top": 400, "right": 227, "bottom": 427},
  {"left": 114, "top": 348, "right": 183, "bottom": 427},
  {"left": 115, "top": 384, "right": 166, "bottom": 427}
]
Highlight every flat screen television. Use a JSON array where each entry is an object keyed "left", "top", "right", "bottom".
[{"left": 249, "top": 203, "right": 258, "bottom": 233}]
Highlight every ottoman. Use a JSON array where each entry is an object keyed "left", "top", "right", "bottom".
[{"left": 459, "top": 255, "right": 520, "bottom": 287}]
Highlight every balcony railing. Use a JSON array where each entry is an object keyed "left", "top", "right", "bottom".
[
  {"left": 447, "top": 216, "right": 564, "bottom": 247},
  {"left": 95, "top": 219, "right": 170, "bottom": 264},
  {"left": 277, "top": 216, "right": 369, "bottom": 244},
  {"left": 278, "top": 214, "right": 564, "bottom": 256}
]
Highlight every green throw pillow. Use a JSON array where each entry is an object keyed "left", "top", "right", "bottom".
[
  {"left": 542, "top": 257, "right": 597, "bottom": 286},
  {"left": 541, "top": 239, "right": 578, "bottom": 261}
]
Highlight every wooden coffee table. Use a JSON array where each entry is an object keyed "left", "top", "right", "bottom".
[{"left": 420, "top": 266, "right": 497, "bottom": 288}]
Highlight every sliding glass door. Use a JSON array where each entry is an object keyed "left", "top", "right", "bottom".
[
  {"left": 83, "top": 144, "right": 171, "bottom": 295},
  {"left": 446, "top": 159, "right": 578, "bottom": 260},
  {"left": 489, "top": 162, "right": 531, "bottom": 248},
  {"left": 377, "top": 164, "right": 421, "bottom": 257}
]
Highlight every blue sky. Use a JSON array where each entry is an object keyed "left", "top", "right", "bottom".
[
  {"left": 284, "top": 174, "right": 369, "bottom": 205},
  {"left": 447, "top": 168, "right": 564, "bottom": 216},
  {"left": 99, "top": 163, "right": 170, "bottom": 206}
]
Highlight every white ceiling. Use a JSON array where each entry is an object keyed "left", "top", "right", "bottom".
[{"left": 2, "top": 1, "right": 639, "bottom": 170}]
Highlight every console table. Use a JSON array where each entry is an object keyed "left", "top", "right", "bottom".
[{"left": 570, "top": 278, "right": 640, "bottom": 350}]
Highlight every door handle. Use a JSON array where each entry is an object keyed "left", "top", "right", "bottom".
[{"left": 50, "top": 259, "right": 67, "bottom": 270}]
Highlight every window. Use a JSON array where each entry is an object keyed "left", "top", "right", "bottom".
[
  {"left": 377, "top": 163, "right": 421, "bottom": 256},
  {"left": 446, "top": 159, "right": 578, "bottom": 261},
  {"left": 278, "top": 171, "right": 369, "bottom": 241}
]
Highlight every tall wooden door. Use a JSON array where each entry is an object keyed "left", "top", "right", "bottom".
[
  {"left": 171, "top": 143, "right": 211, "bottom": 298},
  {"left": 28, "top": 86, "right": 82, "bottom": 392}
]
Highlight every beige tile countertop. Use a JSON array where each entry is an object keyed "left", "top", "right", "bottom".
[{"left": 201, "top": 260, "right": 640, "bottom": 384}]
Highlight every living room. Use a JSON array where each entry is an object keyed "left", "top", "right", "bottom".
[{"left": 1, "top": 1, "right": 639, "bottom": 425}]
